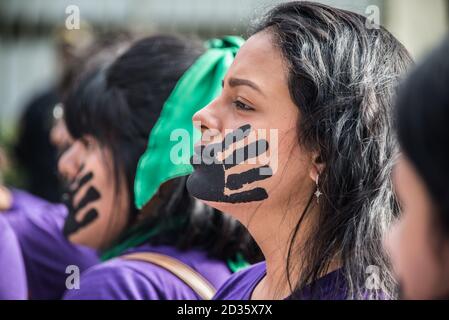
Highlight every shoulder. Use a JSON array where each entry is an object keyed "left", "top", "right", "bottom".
[
  {"left": 3, "top": 189, "right": 96, "bottom": 260},
  {"left": 5, "top": 189, "right": 67, "bottom": 225},
  {"left": 0, "top": 215, "right": 21, "bottom": 250},
  {"left": 0, "top": 215, "right": 27, "bottom": 299},
  {"left": 0, "top": 215, "right": 24, "bottom": 267},
  {"left": 3, "top": 189, "right": 70, "bottom": 242},
  {"left": 9, "top": 189, "right": 50, "bottom": 211},
  {"left": 213, "top": 261, "right": 266, "bottom": 300},
  {"left": 63, "top": 255, "right": 201, "bottom": 300},
  {"left": 0, "top": 214, "right": 13, "bottom": 236},
  {"left": 2, "top": 190, "right": 98, "bottom": 299},
  {"left": 126, "top": 245, "right": 232, "bottom": 291},
  {"left": 0, "top": 215, "right": 21, "bottom": 255}
]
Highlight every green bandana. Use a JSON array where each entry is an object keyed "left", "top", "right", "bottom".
[
  {"left": 134, "top": 36, "right": 244, "bottom": 209},
  {"left": 101, "top": 37, "right": 244, "bottom": 261}
]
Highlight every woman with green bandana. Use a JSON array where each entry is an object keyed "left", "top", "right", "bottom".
[{"left": 59, "top": 34, "right": 262, "bottom": 300}]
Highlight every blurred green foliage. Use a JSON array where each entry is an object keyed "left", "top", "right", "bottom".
[{"left": 0, "top": 126, "right": 27, "bottom": 188}]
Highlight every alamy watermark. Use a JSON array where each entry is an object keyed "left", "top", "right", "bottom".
[
  {"left": 65, "top": 265, "right": 80, "bottom": 290},
  {"left": 170, "top": 122, "right": 279, "bottom": 176},
  {"left": 365, "top": 265, "right": 388, "bottom": 293},
  {"left": 365, "top": 5, "right": 381, "bottom": 30},
  {"left": 65, "top": 5, "right": 80, "bottom": 30}
]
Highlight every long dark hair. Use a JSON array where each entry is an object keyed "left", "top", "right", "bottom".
[
  {"left": 252, "top": 1, "right": 413, "bottom": 299},
  {"left": 396, "top": 37, "right": 449, "bottom": 240},
  {"left": 64, "top": 35, "right": 262, "bottom": 264}
]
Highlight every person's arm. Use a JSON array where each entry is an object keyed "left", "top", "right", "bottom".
[
  {"left": 0, "top": 145, "right": 12, "bottom": 211},
  {"left": 0, "top": 186, "right": 12, "bottom": 211}
]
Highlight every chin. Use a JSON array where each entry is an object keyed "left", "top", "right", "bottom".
[
  {"left": 201, "top": 199, "right": 259, "bottom": 228},
  {"left": 199, "top": 198, "right": 232, "bottom": 213},
  {"left": 68, "top": 231, "right": 103, "bottom": 250}
]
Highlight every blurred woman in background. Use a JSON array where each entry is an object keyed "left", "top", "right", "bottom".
[
  {"left": 386, "top": 36, "right": 449, "bottom": 300},
  {"left": 59, "top": 34, "right": 262, "bottom": 300},
  {"left": 0, "top": 37, "right": 132, "bottom": 299}
]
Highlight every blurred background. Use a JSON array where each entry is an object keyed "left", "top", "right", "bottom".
[{"left": 0, "top": 0, "right": 448, "bottom": 198}]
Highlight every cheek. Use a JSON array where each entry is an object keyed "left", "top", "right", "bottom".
[
  {"left": 264, "top": 129, "right": 311, "bottom": 203},
  {"left": 93, "top": 157, "right": 130, "bottom": 244},
  {"left": 69, "top": 153, "right": 130, "bottom": 249},
  {"left": 69, "top": 187, "right": 129, "bottom": 250},
  {"left": 82, "top": 155, "right": 115, "bottom": 220},
  {"left": 388, "top": 208, "right": 444, "bottom": 299}
]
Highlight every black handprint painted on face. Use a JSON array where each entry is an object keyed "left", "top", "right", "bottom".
[
  {"left": 187, "top": 124, "right": 273, "bottom": 203},
  {"left": 62, "top": 171, "right": 100, "bottom": 237}
]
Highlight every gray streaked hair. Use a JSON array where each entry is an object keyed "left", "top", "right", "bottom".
[{"left": 252, "top": 1, "right": 413, "bottom": 299}]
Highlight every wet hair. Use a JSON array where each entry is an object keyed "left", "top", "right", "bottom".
[
  {"left": 64, "top": 35, "right": 262, "bottom": 263},
  {"left": 396, "top": 37, "right": 449, "bottom": 239},
  {"left": 253, "top": 1, "right": 413, "bottom": 299}
]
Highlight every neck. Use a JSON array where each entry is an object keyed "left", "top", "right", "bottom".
[{"left": 244, "top": 194, "right": 316, "bottom": 300}]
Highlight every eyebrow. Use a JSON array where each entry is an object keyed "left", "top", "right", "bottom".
[{"left": 225, "top": 77, "right": 265, "bottom": 96}]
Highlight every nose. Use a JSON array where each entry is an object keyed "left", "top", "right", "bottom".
[
  {"left": 193, "top": 98, "right": 223, "bottom": 136},
  {"left": 58, "top": 141, "right": 84, "bottom": 182},
  {"left": 51, "top": 119, "right": 72, "bottom": 151}
]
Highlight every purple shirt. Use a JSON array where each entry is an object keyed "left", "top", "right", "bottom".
[
  {"left": 63, "top": 245, "right": 232, "bottom": 300},
  {"left": 213, "top": 261, "right": 348, "bottom": 300},
  {"left": 0, "top": 215, "right": 27, "bottom": 300},
  {"left": 2, "top": 189, "right": 99, "bottom": 299}
]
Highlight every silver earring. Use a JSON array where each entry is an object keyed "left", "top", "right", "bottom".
[{"left": 314, "top": 175, "right": 322, "bottom": 204}]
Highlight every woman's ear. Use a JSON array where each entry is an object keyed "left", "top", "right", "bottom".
[{"left": 309, "top": 152, "right": 325, "bottom": 183}]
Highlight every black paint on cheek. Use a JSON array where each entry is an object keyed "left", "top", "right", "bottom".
[
  {"left": 78, "top": 172, "right": 94, "bottom": 188},
  {"left": 63, "top": 208, "right": 99, "bottom": 236},
  {"left": 223, "top": 139, "right": 269, "bottom": 169},
  {"left": 74, "top": 187, "right": 100, "bottom": 212},
  {"left": 186, "top": 124, "right": 273, "bottom": 204},
  {"left": 226, "top": 165, "right": 273, "bottom": 190},
  {"left": 62, "top": 171, "right": 101, "bottom": 237}
]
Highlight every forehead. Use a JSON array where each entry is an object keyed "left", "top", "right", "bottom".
[{"left": 227, "top": 31, "right": 288, "bottom": 87}]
